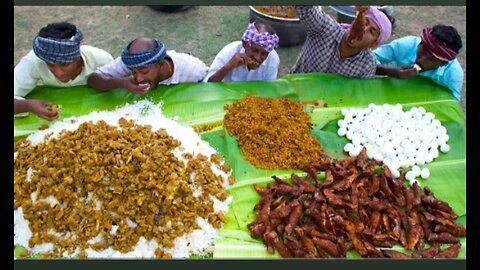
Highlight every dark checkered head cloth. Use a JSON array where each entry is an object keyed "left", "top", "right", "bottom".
[
  {"left": 121, "top": 39, "right": 166, "bottom": 69},
  {"left": 241, "top": 22, "right": 279, "bottom": 52},
  {"left": 32, "top": 27, "right": 83, "bottom": 64}
]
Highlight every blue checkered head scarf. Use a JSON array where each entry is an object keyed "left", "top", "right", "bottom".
[
  {"left": 32, "top": 27, "right": 83, "bottom": 64},
  {"left": 121, "top": 39, "right": 166, "bottom": 69}
]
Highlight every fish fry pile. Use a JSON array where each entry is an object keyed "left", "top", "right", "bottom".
[{"left": 248, "top": 149, "right": 466, "bottom": 258}]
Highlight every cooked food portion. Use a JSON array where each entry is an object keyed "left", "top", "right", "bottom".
[
  {"left": 14, "top": 101, "right": 233, "bottom": 258},
  {"left": 248, "top": 148, "right": 465, "bottom": 258},
  {"left": 252, "top": 6, "right": 298, "bottom": 19},
  {"left": 45, "top": 104, "right": 59, "bottom": 111},
  {"left": 414, "top": 64, "right": 422, "bottom": 72},
  {"left": 224, "top": 95, "right": 325, "bottom": 170},
  {"left": 247, "top": 59, "right": 259, "bottom": 66},
  {"left": 46, "top": 104, "right": 61, "bottom": 114},
  {"left": 347, "top": 8, "right": 367, "bottom": 43},
  {"left": 338, "top": 103, "right": 450, "bottom": 186},
  {"left": 51, "top": 104, "right": 61, "bottom": 112}
]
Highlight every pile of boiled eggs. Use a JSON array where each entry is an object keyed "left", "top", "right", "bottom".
[{"left": 337, "top": 103, "right": 450, "bottom": 186}]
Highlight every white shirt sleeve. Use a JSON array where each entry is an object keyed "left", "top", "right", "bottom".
[
  {"left": 94, "top": 57, "right": 131, "bottom": 77},
  {"left": 203, "top": 42, "right": 239, "bottom": 82},
  {"left": 265, "top": 50, "right": 280, "bottom": 80},
  {"left": 14, "top": 56, "right": 41, "bottom": 98},
  {"left": 165, "top": 51, "right": 209, "bottom": 84},
  {"left": 179, "top": 53, "right": 209, "bottom": 83}
]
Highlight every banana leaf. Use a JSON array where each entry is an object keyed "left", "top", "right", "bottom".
[
  {"left": 213, "top": 216, "right": 466, "bottom": 258},
  {"left": 14, "top": 73, "right": 466, "bottom": 259}
]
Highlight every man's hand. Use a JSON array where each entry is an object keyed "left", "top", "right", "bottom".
[
  {"left": 88, "top": 73, "right": 150, "bottom": 94},
  {"left": 354, "top": 6, "right": 369, "bottom": 13},
  {"left": 394, "top": 66, "right": 419, "bottom": 79},
  {"left": 376, "top": 65, "right": 420, "bottom": 79},
  {"left": 348, "top": 6, "right": 369, "bottom": 43},
  {"left": 225, "top": 53, "right": 252, "bottom": 70},
  {"left": 121, "top": 76, "right": 150, "bottom": 95},
  {"left": 27, "top": 99, "right": 59, "bottom": 121},
  {"left": 207, "top": 53, "right": 256, "bottom": 82}
]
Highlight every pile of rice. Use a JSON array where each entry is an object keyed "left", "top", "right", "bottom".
[{"left": 14, "top": 100, "right": 233, "bottom": 258}]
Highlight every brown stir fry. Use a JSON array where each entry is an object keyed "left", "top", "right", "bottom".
[
  {"left": 248, "top": 149, "right": 465, "bottom": 258},
  {"left": 14, "top": 119, "right": 231, "bottom": 258},
  {"left": 224, "top": 95, "right": 325, "bottom": 170},
  {"left": 252, "top": 6, "right": 298, "bottom": 19}
]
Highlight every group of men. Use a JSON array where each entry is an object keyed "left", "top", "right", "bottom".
[{"left": 14, "top": 6, "right": 464, "bottom": 120}]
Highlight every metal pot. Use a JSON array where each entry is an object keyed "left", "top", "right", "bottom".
[
  {"left": 329, "top": 6, "right": 357, "bottom": 24},
  {"left": 248, "top": 6, "right": 307, "bottom": 47},
  {"left": 329, "top": 6, "right": 395, "bottom": 24},
  {"left": 148, "top": 6, "right": 192, "bottom": 13}
]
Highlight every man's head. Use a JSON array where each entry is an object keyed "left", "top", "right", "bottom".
[
  {"left": 416, "top": 25, "right": 462, "bottom": 71},
  {"left": 241, "top": 22, "right": 279, "bottom": 69},
  {"left": 121, "top": 38, "right": 170, "bottom": 87},
  {"left": 32, "top": 22, "right": 84, "bottom": 82},
  {"left": 347, "top": 7, "right": 392, "bottom": 49}
]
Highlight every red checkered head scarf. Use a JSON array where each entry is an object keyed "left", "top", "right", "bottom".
[{"left": 420, "top": 27, "right": 459, "bottom": 62}]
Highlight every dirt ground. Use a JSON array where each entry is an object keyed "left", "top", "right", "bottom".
[{"left": 14, "top": 6, "right": 466, "bottom": 113}]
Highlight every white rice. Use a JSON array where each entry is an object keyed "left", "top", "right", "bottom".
[
  {"left": 14, "top": 208, "right": 31, "bottom": 248},
  {"left": 25, "top": 168, "right": 35, "bottom": 182}
]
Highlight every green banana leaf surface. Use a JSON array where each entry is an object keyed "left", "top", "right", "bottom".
[{"left": 14, "top": 73, "right": 466, "bottom": 259}]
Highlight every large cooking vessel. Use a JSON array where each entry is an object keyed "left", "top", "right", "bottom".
[
  {"left": 330, "top": 6, "right": 394, "bottom": 24},
  {"left": 248, "top": 6, "right": 311, "bottom": 47}
]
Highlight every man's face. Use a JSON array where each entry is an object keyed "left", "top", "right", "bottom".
[
  {"left": 47, "top": 58, "right": 83, "bottom": 83},
  {"left": 131, "top": 62, "right": 163, "bottom": 87},
  {"left": 348, "top": 17, "right": 381, "bottom": 49},
  {"left": 416, "top": 42, "right": 448, "bottom": 71},
  {"left": 243, "top": 42, "right": 269, "bottom": 70}
]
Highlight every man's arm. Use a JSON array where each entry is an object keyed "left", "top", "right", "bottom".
[
  {"left": 87, "top": 72, "right": 130, "bottom": 91},
  {"left": 374, "top": 37, "right": 420, "bottom": 79},
  {"left": 87, "top": 57, "right": 131, "bottom": 90},
  {"left": 87, "top": 72, "right": 150, "bottom": 94},
  {"left": 14, "top": 99, "right": 30, "bottom": 114},
  {"left": 295, "top": 6, "right": 337, "bottom": 36},
  {"left": 207, "top": 66, "right": 234, "bottom": 82},
  {"left": 208, "top": 53, "right": 252, "bottom": 82},
  {"left": 376, "top": 65, "right": 399, "bottom": 77},
  {"left": 14, "top": 99, "right": 59, "bottom": 121},
  {"left": 204, "top": 42, "right": 250, "bottom": 82},
  {"left": 374, "top": 36, "right": 418, "bottom": 66},
  {"left": 376, "top": 65, "right": 417, "bottom": 79},
  {"left": 87, "top": 58, "right": 148, "bottom": 94}
]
